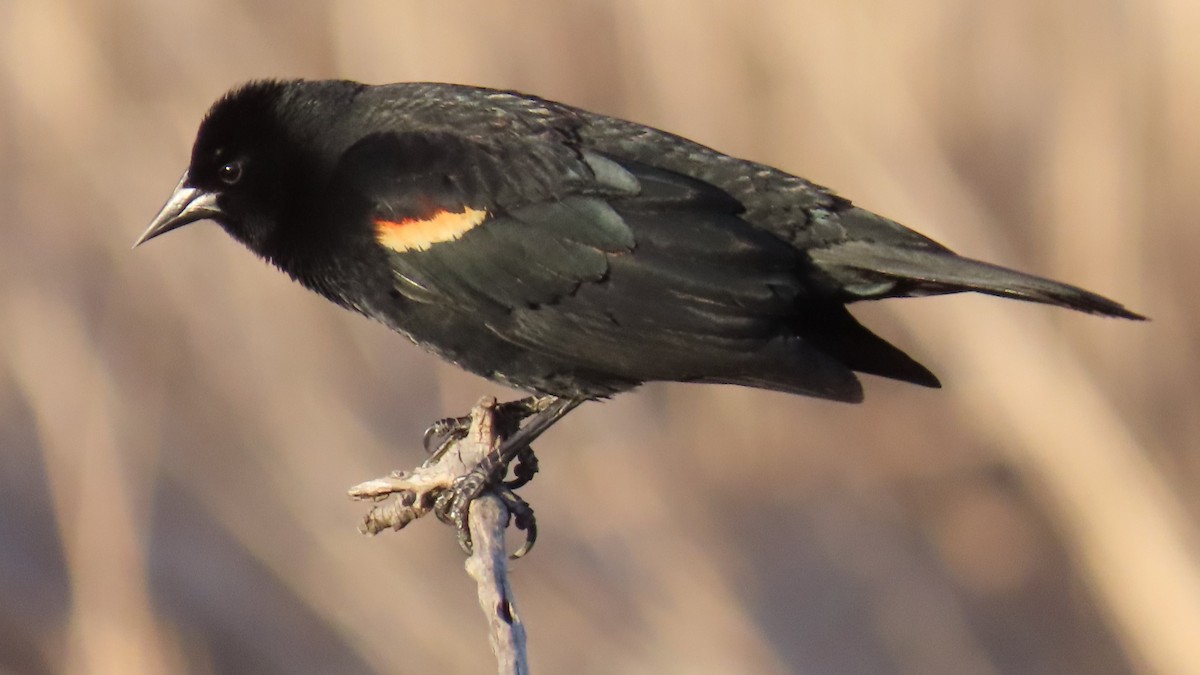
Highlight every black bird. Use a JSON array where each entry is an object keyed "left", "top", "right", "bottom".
[{"left": 137, "top": 80, "right": 1142, "bottom": 532}]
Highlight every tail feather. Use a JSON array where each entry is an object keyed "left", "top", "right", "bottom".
[
  {"left": 804, "top": 305, "right": 941, "bottom": 388},
  {"left": 809, "top": 240, "right": 1146, "bottom": 320}
]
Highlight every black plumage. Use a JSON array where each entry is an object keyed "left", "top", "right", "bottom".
[{"left": 138, "top": 79, "right": 1143, "bottom": 406}]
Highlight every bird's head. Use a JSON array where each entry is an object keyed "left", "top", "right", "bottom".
[{"left": 135, "top": 79, "right": 362, "bottom": 256}]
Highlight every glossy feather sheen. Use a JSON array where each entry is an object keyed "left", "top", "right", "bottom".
[{"left": 160, "top": 79, "right": 1143, "bottom": 402}]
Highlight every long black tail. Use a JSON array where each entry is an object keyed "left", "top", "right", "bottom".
[{"left": 809, "top": 239, "right": 1146, "bottom": 320}]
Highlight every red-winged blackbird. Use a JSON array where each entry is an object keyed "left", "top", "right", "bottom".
[{"left": 137, "top": 79, "right": 1142, "bottom": 438}]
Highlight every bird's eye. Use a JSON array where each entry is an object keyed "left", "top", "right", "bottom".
[{"left": 218, "top": 161, "right": 243, "bottom": 185}]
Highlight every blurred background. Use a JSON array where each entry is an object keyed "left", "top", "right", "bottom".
[{"left": 1, "top": 0, "right": 1196, "bottom": 673}]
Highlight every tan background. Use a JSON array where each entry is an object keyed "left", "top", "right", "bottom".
[{"left": 1, "top": 1, "right": 1196, "bottom": 673}]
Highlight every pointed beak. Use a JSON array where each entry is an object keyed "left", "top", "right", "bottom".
[{"left": 133, "top": 173, "right": 224, "bottom": 248}]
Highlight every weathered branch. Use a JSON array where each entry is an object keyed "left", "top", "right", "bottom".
[
  {"left": 467, "top": 493, "right": 529, "bottom": 674},
  {"left": 348, "top": 396, "right": 528, "bottom": 675}
]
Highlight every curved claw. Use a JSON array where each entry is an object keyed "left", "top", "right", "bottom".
[
  {"left": 423, "top": 416, "right": 470, "bottom": 456},
  {"left": 510, "top": 523, "right": 536, "bottom": 559},
  {"left": 502, "top": 490, "right": 538, "bottom": 559},
  {"left": 503, "top": 447, "right": 539, "bottom": 490},
  {"left": 454, "top": 516, "right": 474, "bottom": 556},
  {"left": 421, "top": 426, "right": 440, "bottom": 454}
]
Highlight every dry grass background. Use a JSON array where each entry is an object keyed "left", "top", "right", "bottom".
[{"left": 1, "top": 0, "right": 1196, "bottom": 673}]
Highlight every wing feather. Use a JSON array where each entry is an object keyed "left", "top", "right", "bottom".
[{"left": 339, "top": 129, "right": 867, "bottom": 400}]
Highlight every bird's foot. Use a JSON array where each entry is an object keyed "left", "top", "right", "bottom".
[
  {"left": 433, "top": 467, "right": 538, "bottom": 558},
  {"left": 422, "top": 414, "right": 471, "bottom": 458},
  {"left": 352, "top": 395, "right": 579, "bottom": 557},
  {"left": 429, "top": 397, "right": 569, "bottom": 555},
  {"left": 421, "top": 396, "right": 552, "bottom": 460}
]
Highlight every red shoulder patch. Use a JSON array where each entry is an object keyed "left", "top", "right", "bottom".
[{"left": 374, "top": 206, "right": 489, "bottom": 253}]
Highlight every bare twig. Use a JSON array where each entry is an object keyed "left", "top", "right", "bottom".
[
  {"left": 467, "top": 494, "right": 529, "bottom": 675},
  {"left": 348, "top": 396, "right": 529, "bottom": 675}
]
